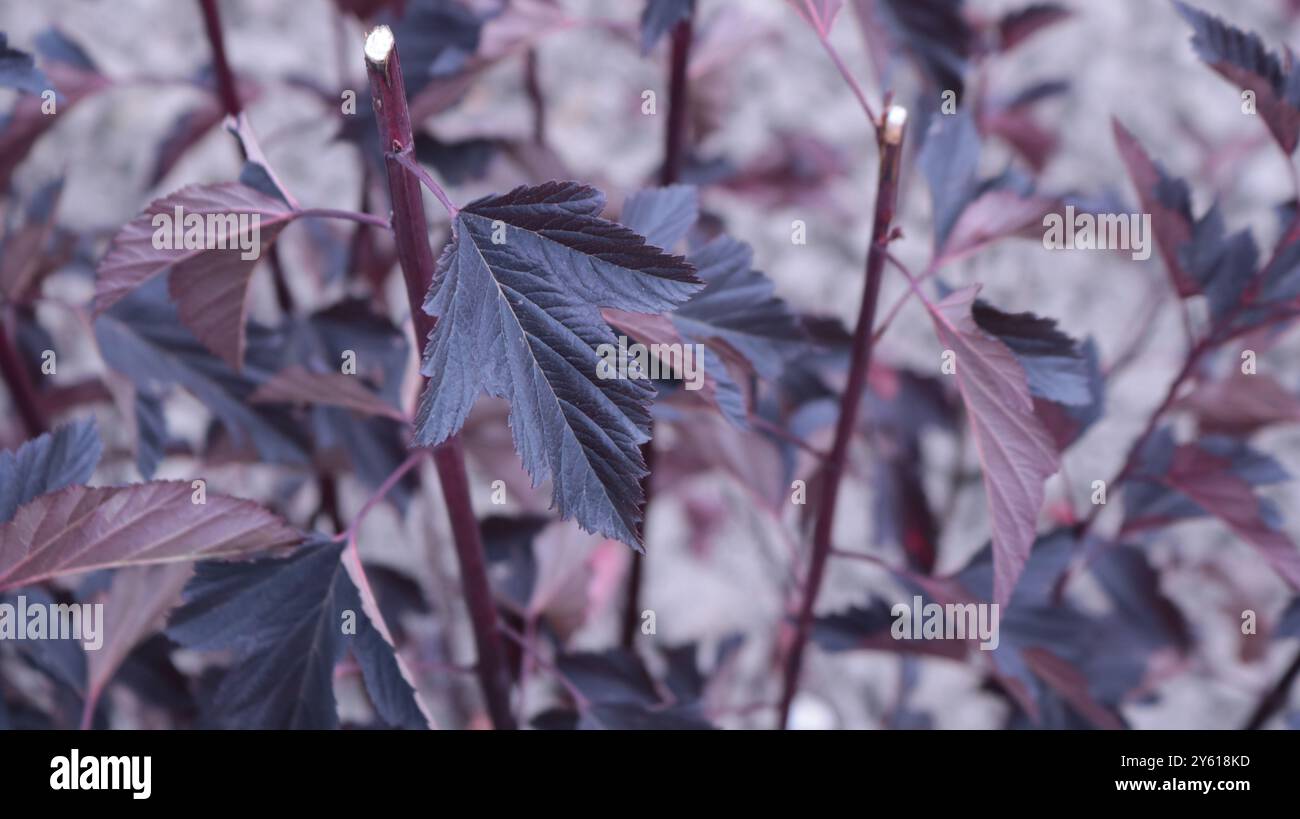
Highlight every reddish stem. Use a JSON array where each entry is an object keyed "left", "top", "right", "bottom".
[
  {"left": 659, "top": 17, "right": 693, "bottom": 186},
  {"left": 621, "top": 9, "right": 694, "bottom": 650},
  {"left": 364, "top": 26, "right": 516, "bottom": 730},
  {"left": 198, "top": 0, "right": 242, "bottom": 118},
  {"left": 776, "top": 107, "right": 907, "bottom": 729}
]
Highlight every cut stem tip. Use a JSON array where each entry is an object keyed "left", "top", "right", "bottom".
[
  {"left": 883, "top": 105, "right": 908, "bottom": 145},
  {"left": 364, "top": 25, "right": 395, "bottom": 65}
]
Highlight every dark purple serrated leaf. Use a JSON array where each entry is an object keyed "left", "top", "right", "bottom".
[
  {"left": 971, "top": 300, "right": 1094, "bottom": 408},
  {"left": 671, "top": 236, "right": 804, "bottom": 382},
  {"left": 0, "top": 418, "right": 101, "bottom": 525},
  {"left": 621, "top": 185, "right": 699, "bottom": 251},
  {"left": 1112, "top": 120, "right": 1199, "bottom": 297},
  {"left": 415, "top": 181, "right": 701, "bottom": 548},
  {"left": 1179, "top": 202, "right": 1258, "bottom": 322},
  {"left": 167, "top": 539, "right": 426, "bottom": 729},
  {"left": 1174, "top": 1, "right": 1300, "bottom": 154}
]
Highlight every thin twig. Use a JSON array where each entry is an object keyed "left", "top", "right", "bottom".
[
  {"left": 776, "top": 106, "right": 908, "bottom": 728},
  {"left": 298, "top": 207, "right": 392, "bottom": 229}
]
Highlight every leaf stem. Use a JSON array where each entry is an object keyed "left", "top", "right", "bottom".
[
  {"left": 775, "top": 105, "right": 907, "bottom": 729},
  {"left": 801, "top": 0, "right": 879, "bottom": 130},
  {"left": 364, "top": 25, "right": 516, "bottom": 730},
  {"left": 198, "top": 0, "right": 242, "bottom": 118},
  {"left": 298, "top": 207, "right": 392, "bottom": 229},
  {"left": 389, "top": 151, "right": 459, "bottom": 218}
]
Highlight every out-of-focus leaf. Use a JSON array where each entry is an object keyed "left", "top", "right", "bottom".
[
  {"left": 1174, "top": 1, "right": 1300, "bottom": 154},
  {"left": 641, "top": 0, "right": 695, "bottom": 53},
  {"left": 134, "top": 389, "right": 166, "bottom": 479},
  {"left": 0, "top": 177, "right": 65, "bottom": 302},
  {"left": 250, "top": 367, "right": 406, "bottom": 421},
  {"left": 1175, "top": 371, "right": 1300, "bottom": 435},
  {"left": 1126, "top": 434, "right": 1300, "bottom": 589},
  {"left": 0, "top": 33, "right": 49, "bottom": 95},
  {"left": 918, "top": 108, "right": 980, "bottom": 249},
  {"left": 1112, "top": 120, "right": 1199, "bottom": 297},
  {"left": 0, "top": 481, "right": 302, "bottom": 591},
  {"left": 85, "top": 564, "right": 193, "bottom": 707},
  {"left": 95, "top": 282, "right": 311, "bottom": 465},
  {"left": 94, "top": 183, "right": 299, "bottom": 369},
  {"left": 620, "top": 185, "right": 699, "bottom": 251},
  {"left": 413, "top": 132, "right": 496, "bottom": 186},
  {"left": 167, "top": 539, "right": 427, "bottom": 729},
  {"left": 415, "top": 181, "right": 700, "bottom": 548},
  {"left": 876, "top": 0, "right": 970, "bottom": 98},
  {"left": 0, "top": 418, "right": 101, "bottom": 525},
  {"left": 994, "top": 4, "right": 1070, "bottom": 52}
]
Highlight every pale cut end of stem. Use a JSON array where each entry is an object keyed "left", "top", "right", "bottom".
[
  {"left": 364, "top": 25, "right": 395, "bottom": 66},
  {"left": 883, "top": 105, "right": 908, "bottom": 145}
]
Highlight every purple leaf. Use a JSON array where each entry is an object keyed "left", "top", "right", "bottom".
[
  {"left": 167, "top": 539, "right": 428, "bottom": 729},
  {"left": 620, "top": 185, "right": 699, "bottom": 251},
  {"left": 1175, "top": 371, "right": 1300, "bottom": 435},
  {"left": 876, "top": 0, "right": 971, "bottom": 98},
  {"left": 0, "top": 419, "right": 101, "bottom": 525},
  {"left": 1174, "top": 1, "right": 1300, "bottom": 154},
  {"left": 0, "top": 481, "right": 302, "bottom": 591},
  {"left": 925, "top": 285, "right": 1060, "bottom": 606},
  {"left": 250, "top": 366, "right": 406, "bottom": 421},
  {"left": 94, "top": 183, "right": 300, "bottom": 369},
  {"left": 415, "top": 181, "right": 701, "bottom": 548},
  {"left": 94, "top": 282, "right": 311, "bottom": 466},
  {"left": 1112, "top": 119, "right": 1199, "bottom": 297}
]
